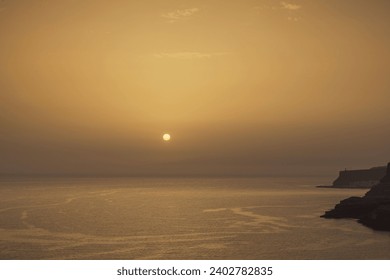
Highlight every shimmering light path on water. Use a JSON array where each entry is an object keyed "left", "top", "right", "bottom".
[{"left": 0, "top": 177, "right": 389, "bottom": 259}]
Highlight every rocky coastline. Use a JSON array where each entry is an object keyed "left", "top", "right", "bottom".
[
  {"left": 317, "top": 166, "right": 386, "bottom": 189},
  {"left": 322, "top": 162, "right": 390, "bottom": 231}
]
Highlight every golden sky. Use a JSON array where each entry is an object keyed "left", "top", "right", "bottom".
[{"left": 1, "top": 0, "right": 389, "bottom": 176}]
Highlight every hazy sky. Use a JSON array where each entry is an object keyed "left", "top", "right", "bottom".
[{"left": 1, "top": 0, "right": 389, "bottom": 176}]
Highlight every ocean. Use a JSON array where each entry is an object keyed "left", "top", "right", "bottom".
[{"left": 0, "top": 177, "right": 389, "bottom": 260}]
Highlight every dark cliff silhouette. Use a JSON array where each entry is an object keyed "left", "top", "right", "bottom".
[
  {"left": 317, "top": 166, "right": 386, "bottom": 188},
  {"left": 322, "top": 162, "right": 390, "bottom": 231}
]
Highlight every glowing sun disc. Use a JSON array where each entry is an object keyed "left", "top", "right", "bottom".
[{"left": 163, "top": 133, "right": 171, "bottom": 141}]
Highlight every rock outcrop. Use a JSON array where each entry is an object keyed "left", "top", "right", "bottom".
[
  {"left": 322, "top": 162, "right": 390, "bottom": 231},
  {"left": 317, "top": 166, "right": 386, "bottom": 188}
]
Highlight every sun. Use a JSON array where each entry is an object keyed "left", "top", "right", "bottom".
[{"left": 163, "top": 133, "right": 171, "bottom": 141}]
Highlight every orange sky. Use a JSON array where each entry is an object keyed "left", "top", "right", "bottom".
[{"left": 1, "top": 0, "right": 389, "bottom": 176}]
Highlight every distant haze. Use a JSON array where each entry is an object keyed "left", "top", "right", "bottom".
[{"left": 1, "top": 0, "right": 389, "bottom": 176}]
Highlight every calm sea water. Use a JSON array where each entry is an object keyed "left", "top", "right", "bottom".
[{"left": 0, "top": 177, "right": 389, "bottom": 260}]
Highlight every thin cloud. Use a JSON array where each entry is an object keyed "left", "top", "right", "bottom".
[
  {"left": 153, "top": 52, "right": 229, "bottom": 59},
  {"left": 287, "top": 17, "right": 300, "bottom": 22},
  {"left": 255, "top": 2, "right": 302, "bottom": 21},
  {"left": 255, "top": 2, "right": 301, "bottom": 12},
  {"left": 161, "top": 8, "right": 200, "bottom": 23},
  {"left": 281, "top": 2, "right": 301, "bottom": 11}
]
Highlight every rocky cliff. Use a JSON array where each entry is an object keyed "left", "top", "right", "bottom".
[
  {"left": 318, "top": 166, "right": 386, "bottom": 188},
  {"left": 322, "top": 162, "right": 390, "bottom": 231}
]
